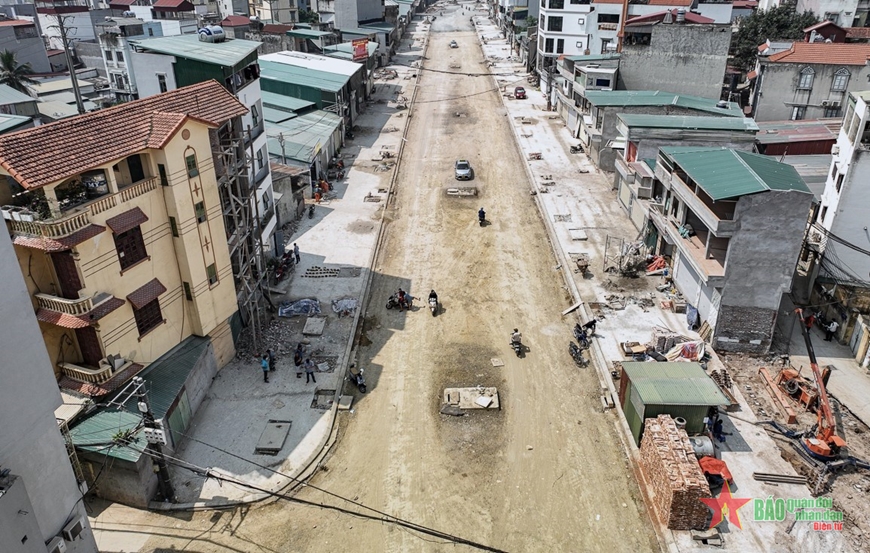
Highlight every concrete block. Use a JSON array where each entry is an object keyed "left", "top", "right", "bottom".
[{"left": 303, "top": 317, "right": 326, "bottom": 336}]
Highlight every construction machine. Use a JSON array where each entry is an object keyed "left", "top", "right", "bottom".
[{"left": 795, "top": 309, "right": 847, "bottom": 461}]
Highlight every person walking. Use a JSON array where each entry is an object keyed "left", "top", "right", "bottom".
[
  {"left": 304, "top": 358, "right": 316, "bottom": 384},
  {"left": 825, "top": 320, "right": 839, "bottom": 341},
  {"left": 294, "top": 345, "right": 304, "bottom": 378},
  {"left": 261, "top": 355, "right": 270, "bottom": 383},
  {"left": 267, "top": 349, "right": 275, "bottom": 372},
  {"left": 713, "top": 419, "right": 725, "bottom": 443},
  {"left": 293, "top": 243, "right": 300, "bottom": 264}
]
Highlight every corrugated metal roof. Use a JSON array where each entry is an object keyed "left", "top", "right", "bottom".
[
  {"left": 618, "top": 114, "right": 758, "bottom": 132},
  {"left": 69, "top": 336, "right": 211, "bottom": 461},
  {"left": 131, "top": 34, "right": 261, "bottom": 69},
  {"left": 322, "top": 41, "right": 379, "bottom": 60},
  {"left": 340, "top": 28, "right": 378, "bottom": 37},
  {"left": 755, "top": 118, "right": 841, "bottom": 144},
  {"left": 266, "top": 110, "right": 341, "bottom": 163},
  {"left": 564, "top": 53, "right": 621, "bottom": 62},
  {"left": 585, "top": 90, "right": 743, "bottom": 117},
  {"left": 260, "top": 60, "right": 347, "bottom": 92},
  {"left": 263, "top": 106, "right": 297, "bottom": 123},
  {"left": 286, "top": 29, "right": 333, "bottom": 39},
  {"left": 621, "top": 362, "right": 729, "bottom": 406},
  {"left": 360, "top": 21, "right": 395, "bottom": 32},
  {"left": 659, "top": 147, "right": 812, "bottom": 200},
  {"left": 0, "top": 114, "right": 31, "bottom": 133},
  {"left": 0, "top": 84, "right": 36, "bottom": 105},
  {"left": 261, "top": 90, "right": 316, "bottom": 112}
]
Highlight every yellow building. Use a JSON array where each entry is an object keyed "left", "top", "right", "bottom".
[{"left": 0, "top": 81, "right": 248, "bottom": 392}]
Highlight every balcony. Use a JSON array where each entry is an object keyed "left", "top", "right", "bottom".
[
  {"left": 36, "top": 293, "right": 97, "bottom": 316},
  {"left": 615, "top": 156, "right": 635, "bottom": 184},
  {"left": 35, "top": 292, "right": 125, "bottom": 329},
  {"left": 598, "top": 23, "right": 618, "bottom": 31},
  {"left": 656, "top": 168, "right": 738, "bottom": 237},
  {"left": 648, "top": 204, "right": 726, "bottom": 283}
]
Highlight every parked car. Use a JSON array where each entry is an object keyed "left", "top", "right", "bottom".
[
  {"left": 454, "top": 159, "right": 473, "bottom": 180},
  {"left": 514, "top": 86, "right": 526, "bottom": 99},
  {"left": 450, "top": 40, "right": 458, "bottom": 48}
]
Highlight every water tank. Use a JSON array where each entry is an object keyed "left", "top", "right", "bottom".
[
  {"left": 689, "top": 435, "right": 715, "bottom": 458},
  {"left": 122, "top": 11, "right": 136, "bottom": 17},
  {"left": 676, "top": 8, "right": 686, "bottom": 23},
  {"left": 198, "top": 25, "right": 226, "bottom": 43},
  {"left": 674, "top": 417, "right": 687, "bottom": 429}
]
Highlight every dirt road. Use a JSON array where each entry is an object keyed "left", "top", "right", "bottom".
[{"left": 137, "top": 7, "right": 660, "bottom": 552}]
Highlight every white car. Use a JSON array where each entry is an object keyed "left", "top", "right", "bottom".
[{"left": 450, "top": 40, "right": 458, "bottom": 48}]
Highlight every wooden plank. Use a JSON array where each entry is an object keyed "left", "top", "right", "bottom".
[
  {"left": 562, "top": 301, "right": 582, "bottom": 316},
  {"left": 758, "top": 367, "right": 798, "bottom": 424}
]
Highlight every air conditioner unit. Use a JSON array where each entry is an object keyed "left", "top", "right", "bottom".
[
  {"left": 46, "top": 537, "right": 66, "bottom": 553},
  {"left": 821, "top": 100, "right": 829, "bottom": 107},
  {"left": 832, "top": 144, "right": 840, "bottom": 155},
  {"left": 62, "top": 516, "right": 85, "bottom": 542},
  {"left": 831, "top": 101, "right": 841, "bottom": 108}
]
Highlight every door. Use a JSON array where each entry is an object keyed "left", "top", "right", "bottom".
[
  {"left": 75, "top": 326, "right": 103, "bottom": 367},
  {"left": 51, "top": 251, "right": 82, "bottom": 300},
  {"left": 127, "top": 154, "right": 145, "bottom": 183}
]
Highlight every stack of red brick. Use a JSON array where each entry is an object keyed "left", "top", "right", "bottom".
[{"left": 639, "top": 415, "right": 712, "bottom": 530}]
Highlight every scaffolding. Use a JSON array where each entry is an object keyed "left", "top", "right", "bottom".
[{"left": 211, "top": 120, "right": 267, "bottom": 353}]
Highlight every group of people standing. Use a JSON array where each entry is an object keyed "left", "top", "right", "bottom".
[{"left": 260, "top": 343, "right": 318, "bottom": 384}]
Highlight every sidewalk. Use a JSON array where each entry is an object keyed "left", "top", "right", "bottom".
[{"left": 145, "top": 20, "right": 429, "bottom": 509}]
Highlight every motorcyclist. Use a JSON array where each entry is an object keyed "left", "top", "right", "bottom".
[
  {"left": 397, "top": 288, "right": 408, "bottom": 310},
  {"left": 478, "top": 207, "right": 486, "bottom": 222},
  {"left": 428, "top": 289, "right": 438, "bottom": 303},
  {"left": 511, "top": 328, "right": 522, "bottom": 344}
]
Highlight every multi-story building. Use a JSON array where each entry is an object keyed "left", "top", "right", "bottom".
[
  {"left": 644, "top": 147, "right": 813, "bottom": 353},
  {"left": 0, "top": 81, "right": 247, "bottom": 390},
  {"left": 95, "top": 16, "right": 164, "bottom": 102},
  {"left": 0, "top": 231, "right": 98, "bottom": 553},
  {"left": 802, "top": 90, "right": 870, "bottom": 365},
  {"left": 250, "top": 0, "right": 298, "bottom": 23},
  {"left": 750, "top": 42, "right": 870, "bottom": 121},
  {"left": 315, "top": 0, "right": 383, "bottom": 30},
  {"left": 129, "top": 33, "right": 278, "bottom": 259},
  {"left": 35, "top": 0, "right": 107, "bottom": 52},
  {"left": 797, "top": 0, "right": 868, "bottom": 28},
  {"left": 0, "top": 17, "right": 52, "bottom": 74}
]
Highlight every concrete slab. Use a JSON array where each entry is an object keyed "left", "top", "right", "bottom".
[
  {"left": 490, "top": 357, "right": 504, "bottom": 367},
  {"left": 254, "top": 420, "right": 292, "bottom": 456},
  {"left": 443, "top": 387, "right": 500, "bottom": 410},
  {"left": 311, "top": 389, "right": 335, "bottom": 410},
  {"left": 302, "top": 316, "right": 326, "bottom": 336},
  {"left": 568, "top": 229, "right": 588, "bottom": 241},
  {"left": 337, "top": 395, "right": 354, "bottom": 410}
]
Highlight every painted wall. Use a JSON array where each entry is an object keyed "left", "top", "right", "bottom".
[
  {"left": 797, "top": 0, "right": 860, "bottom": 27},
  {"left": 753, "top": 62, "right": 869, "bottom": 122},
  {"left": 129, "top": 51, "right": 178, "bottom": 98},
  {"left": 618, "top": 24, "right": 731, "bottom": 100},
  {"left": 0, "top": 230, "right": 98, "bottom": 552},
  {"left": 0, "top": 25, "right": 51, "bottom": 73}
]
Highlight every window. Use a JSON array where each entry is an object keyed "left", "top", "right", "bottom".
[
  {"left": 578, "top": 17, "right": 585, "bottom": 25},
  {"left": 601, "top": 39, "right": 612, "bottom": 54},
  {"left": 252, "top": 104, "right": 260, "bottom": 127},
  {"left": 207, "top": 264, "right": 218, "bottom": 285},
  {"left": 791, "top": 106, "right": 807, "bottom": 120},
  {"left": 824, "top": 12, "right": 838, "bottom": 22},
  {"left": 832, "top": 68, "right": 850, "bottom": 91},
  {"left": 157, "top": 74, "right": 167, "bottom": 93},
  {"left": 595, "top": 78, "right": 611, "bottom": 87},
  {"left": 819, "top": 206, "right": 828, "bottom": 223},
  {"left": 169, "top": 216, "right": 179, "bottom": 237},
  {"left": 545, "top": 38, "right": 554, "bottom": 53},
  {"left": 824, "top": 106, "right": 841, "bottom": 118},
  {"left": 549, "top": 0, "right": 564, "bottom": 9},
  {"left": 158, "top": 163, "right": 168, "bottom": 186},
  {"left": 194, "top": 201, "right": 206, "bottom": 223},
  {"left": 148, "top": 27, "right": 154, "bottom": 36},
  {"left": 183, "top": 282, "right": 193, "bottom": 301},
  {"left": 557, "top": 39, "right": 564, "bottom": 54},
  {"left": 540, "top": 15, "right": 545, "bottom": 29},
  {"left": 256, "top": 149, "right": 264, "bottom": 170},
  {"left": 114, "top": 227, "right": 147, "bottom": 270},
  {"left": 105, "top": 50, "right": 113, "bottom": 61},
  {"left": 133, "top": 299, "right": 163, "bottom": 336},
  {"left": 836, "top": 173, "right": 845, "bottom": 192},
  {"left": 798, "top": 67, "right": 814, "bottom": 90},
  {"left": 116, "top": 50, "right": 124, "bottom": 63},
  {"left": 598, "top": 14, "right": 620, "bottom": 23},
  {"left": 547, "top": 16, "right": 563, "bottom": 31},
  {"left": 185, "top": 154, "right": 198, "bottom": 177}
]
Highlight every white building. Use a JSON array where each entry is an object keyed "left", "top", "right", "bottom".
[
  {"left": 0, "top": 229, "right": 98, "bottom": 553},
  {"left": 797, "top": 0, "right": 867, "bottom": 28},
  {"left": 316, "top": 0, "right": 383, "bottom": 29},
  {"left": 250, "top": 0, "right": 299, "bottom": 23},
  {"left": 95, "top": 17, "right": 164, "bottom": 102}
]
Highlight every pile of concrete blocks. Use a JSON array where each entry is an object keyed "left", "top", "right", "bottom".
[
  {"left": 651, "top": 327, "right": 684, "bottom": 353},
  {"left": 639, "top": 415, "right": 712, "bottom": 530}
]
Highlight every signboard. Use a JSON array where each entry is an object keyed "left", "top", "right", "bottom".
[{"left": 352, "top": 38, "right": 368, "bottom": 62}]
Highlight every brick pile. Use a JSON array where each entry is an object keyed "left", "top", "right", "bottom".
[{"left": 639, "top": 415, "right": 712, "bottom": 530}]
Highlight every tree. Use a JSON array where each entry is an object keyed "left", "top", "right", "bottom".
[
  {"left": 0, "top": 50, "right": 37, "bottom": 93},
  {"left": 297, "top": 9, "right": 319, "bottom": 25},
  {"left": 733, "top": 6, "right": 820, "bottom": 72}
]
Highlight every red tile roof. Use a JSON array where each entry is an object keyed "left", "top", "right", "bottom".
[
  {"left": 262, "top": 24, "right": 294, "bottom": 34},
  {"left": 106, "top": 207, "right": 148, "bottom": 234},
  {"left": 108, "top": 0, "right": 137, "bottom": 5},
  {"left": 845, "top": 27, "right": 870, "bottom": 39},
  {"left": 127, "top": 278, "right": 166, "bottom": 309},
  {"left": 35, "top": 296, "right": 124, "bottom": 329},
  {"left": 625, "top": 9, "right": 714, "bottom": 26},
  {"left": 649, "top": 0, "right": 693, "bottom": 5},
  {"left": 0, "top": 19, "right": 35, "bottom": 27},
  {"left": 59, "top": 362, "right": 144, "bottom": 397},
  {"left": 152, "top": 0, "right": 194, "bottom": 9},
  {"left": 222, "top": 15, "right": 251, "bottom": 26},
  {"left": 0, "top": 80, "right": 247, "bottom": 191},
  {"left": 12, "top": 224, "right": 106, "bottom": 252},
  {"left": 767, "top": 42, "right": 870, "bottom": 65},
  {"left": 804, "top": 21, "right": 843, "bottom": 33},
  {"left": 732, "top": 1, "right": 758, "bottom": 7}
]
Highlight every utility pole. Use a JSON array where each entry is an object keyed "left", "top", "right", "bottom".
[
  {"left": 134, "top": 377, "right": 175, "bottom": 502},
  {"left": 546, "top": 63, "right": 555, "bottom": 112},
  {"left": 48, "top": 15, "right": 86, "bottom": 115}
]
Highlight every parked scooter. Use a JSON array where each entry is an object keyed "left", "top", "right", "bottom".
[
  {"left": 274, "top": 251, "right": 294, "bottom": 281},
  {"left": 429, "top": 297, "right": 438, "bottom": 316},
  {"left": 569, "top": 342, "right": 588, "bottom": 367},
  {"left": 308, "top": 204, "right": 315, "bottom": 219},
  {"left": 386, "top": 290, "right": 412, "bottom": 310},
  {"left": 348, "top": 364, "right": 366, "bottom": 393},
  {"left": 510, "top": 329, "right": 523, "bottom": 357},
  {"left": 573, "top": 324, "right": 589, "bottom": 350},
  {"left": 478, "top": 207, "right": 486, "bottom": 227},
  {"left": 570, "top": 144, "right": 584, "bottom": 154}
]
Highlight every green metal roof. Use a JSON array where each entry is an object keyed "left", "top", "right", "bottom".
[
  {"left": 69, "top": 336, "right": 211, "bottom": 462},
  {"left": 618, "top": 114, "right": 759, "bottom": 132},
  {"left": 584, "top": 90, "right": 743, "bottom": 117},
  {"left": 266, "top": 110, "right": 342, "bottom": 164},
  {"left": 286, "top": 29, "right": 333, "bottom": 39},
  {"left": 261, "top": 90, "right": 316, "bottom": 113},
  {"left": 659, "top": 147, "right": 812, "bottom": 200},
  {"left": 260, "top": 59, "right": 347, "bottom": 93},
  {"left": 322, "top": 42, "right": 379, "bottom": 60},
  {"left": 643, "top": 158, "right": 656, "bottom": 171},
  {"left": 565, "top": 53, "right": 621, "bottom": 62},
  {"left": 263, "top": 106, "right": 297, "bottom": 123},
  {"left": 340, "top": 28, "right": 378, "bottom": 37},
  {"left": 0, "top": 114, "right": 32, "bottom": 133},
  {"left": 622, "top": 362, "right": 729, "bottom": 406},
  {"left": 0, "top": 84, "right": 37, "bottom": 105},
  {"left": 360, "top": 21, "right": 395, "bottom": 32},
  {"left": 131, "top": 35, "right": 261, "bottom": 70}
]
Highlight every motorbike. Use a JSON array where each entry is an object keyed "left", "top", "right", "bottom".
[
  {"left": 569, "top": 342, "right": 588, "bottom": 367},
  {"left": 308, "top": 204, "right": 315, "bottom": 219},
  {"left": 348, "top": 365, "right": 366, "bottom": 393},
  {"left": 570, "top": 144, "right": 584, "bottom": 154},
  {"left": 510, "top": 335, "right": 523, "bottom": 357},
  {"left": 274, "top": 251, "right": 294, "bottom": 281},
  {"left": 345, "top": 130, "right": 355, "bottom": 140},
  {"left": 386, "top": 292, "right": 412, "bottom": 310},
  {"left": 429, "top": 297, "right": 438, "bottom": 316},
  {"left": 478, "top": 210, "right": 486, "bottom": 227},
  {"left": 573, "top": 324, "right": 589, "bottom": 350}
]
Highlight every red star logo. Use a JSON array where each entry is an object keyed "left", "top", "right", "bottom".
[{"left": 699, "top": 481, "right": 752, "bottom": 530}]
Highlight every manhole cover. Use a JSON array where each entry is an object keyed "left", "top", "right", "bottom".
[
  {"left": 311, "top": 389, "right": 336, "bottom": 410},
  {"left": 310, "top": 355, "right": 338, "bottom": 373}
]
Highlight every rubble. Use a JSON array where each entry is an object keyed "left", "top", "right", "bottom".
[{"left": 639, "top": 415, "right": 712, "bottom": 530}]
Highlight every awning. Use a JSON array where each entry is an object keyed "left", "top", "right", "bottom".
[
  {"left": 106, "top": 207, "right": 148, "bottom": 234},
  {"left": 12, "top": 224, "right": 105, "bottom": 252},
  {"left": 606, "top": 137, "right": 627, "bottom": 150},
  {"left": 747, "top": 70, "right": 757, "bottom": 80},
  {"left": 127, "top": 278, "right": 166, "bottom": 309},
  {"left": 35, "top": 295, "right": 125, "bottom": 328}
]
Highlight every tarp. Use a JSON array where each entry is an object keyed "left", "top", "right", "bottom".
[
  {"left": 278, "top": 298, "right": 321, "bottom": 317},
  {"left": 699, "top": 456, "right": 733, "bottom": 482}
]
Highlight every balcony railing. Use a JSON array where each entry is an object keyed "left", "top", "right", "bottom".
[
  {"left": 648, "top": 204, "right": 726, "bottom": 281},
  {"left": 598, "top": 23, "right": 618, "bottom": 31},
  {"left": 35, "top": 293, "right": 94, "bottom": 316}
]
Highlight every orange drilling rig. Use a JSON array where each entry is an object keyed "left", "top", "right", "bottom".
[{"left": 795, "top": 309, "right": 847, "bottom": 461}]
